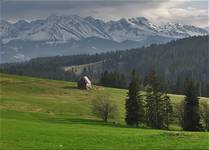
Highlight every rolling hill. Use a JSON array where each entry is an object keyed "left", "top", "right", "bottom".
[
  {"left": 1, "top": 36, "right": 209, "bottom": 97},
  {"left": 0, "top": 73, "right": 209, "bottom": 149}
]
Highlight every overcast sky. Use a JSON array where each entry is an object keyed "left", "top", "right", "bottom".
[{"left": 1, "top": 0, "right": 208, "bottom": 27}]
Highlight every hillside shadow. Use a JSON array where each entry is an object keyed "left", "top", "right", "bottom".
[
  {"left": 61, "top": 86, "right": 78, "bottom": 90},
  {"left": 42, "top": 117, "right": 130, "bottom": 128}
]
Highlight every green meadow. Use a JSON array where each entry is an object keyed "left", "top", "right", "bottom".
[{"left": 0, "top": 73, "right": 209, "bottom": 150}]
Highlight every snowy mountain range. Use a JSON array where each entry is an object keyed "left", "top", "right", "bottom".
[
  {"left": 0, "top": 15, "right": 208, "bottom": 63},
  {"left": 204, "top": 26, "right": 209, "bottom": 32}
]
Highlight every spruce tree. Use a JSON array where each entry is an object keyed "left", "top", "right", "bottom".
[
  {"left": 183, "top": 81, "right": 201, "bottom": 131},
  {"left": 145, "top": 86, "right": 155, "bottom": 127},
  {"left": 145, "top": 69, "right": 172, "bottom": 129},
  {"left": 125, "top": 70, "right": 144, "bottom": 126}
]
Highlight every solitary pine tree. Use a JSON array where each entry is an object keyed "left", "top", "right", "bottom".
[
  {"left": 125, "top": 70, "right": 144, "bottom": 126},
  {"left": 183, "top": 81, "right": 201, "bottom": 131}
]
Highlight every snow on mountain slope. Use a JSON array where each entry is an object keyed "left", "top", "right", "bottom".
[
  {"left": 0, "top": 20, "right": 12, "bottom": 37},
  {"left": 1, "top": 15, "right": 110, "bottom": 43},
  {"left": 159, "top": 23, "right": 208, "bottom": 38},
  {"left": 204, "top": 26, "right": 209, "bottom": 32},
  {"left": 0, "top": 15, "right": 208, "bottom": 63},
  {"left": 1, "top": 15, "right": 208, "bottom": 44}
]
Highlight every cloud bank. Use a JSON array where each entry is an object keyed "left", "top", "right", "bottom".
[{"left": 1, "top": 0, "right": 208, "bottom": 27}]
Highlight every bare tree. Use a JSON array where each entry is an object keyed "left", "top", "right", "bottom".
[
  {"left": 200, "top": 102, "right": 209, "bottom": 131},
  {"left": 92, "top": 94, "right": 117, "bottom": 122}
]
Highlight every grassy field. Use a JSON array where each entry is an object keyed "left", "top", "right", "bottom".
[{"left": 0, "top": 73, "right": 209, "bottom": 149}]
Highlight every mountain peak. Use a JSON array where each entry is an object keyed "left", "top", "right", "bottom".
[
  {"left": 1, "top": 15, "right": 208, "bottom": 43},
  {"left": 15, "top": 20, "right": 29, "bottom": 25},
  {"left": 136, "top": 17, "right": 148, "bottom": 21},
  {"left": 118, "top": 18, "right": 129, "bottom": 24},
  {"left": 128, "top": 16, "right": 151, "bottom": 26},
  {"left": 84, "top": 16, "right": 95, "bottom": 20},
  {"left": 46, "top": 14, "right": 82, "bottom": 21},
  {"left": 0, "top": 20, "right": 11, "bottom": 26}
]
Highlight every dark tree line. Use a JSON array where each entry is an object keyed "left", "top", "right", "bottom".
[
  {"left": 100, "top": 70, "right": 127, "bottom": 89},
  {"left": 1, "top": 36, "right": 208, "bottom": 97},
  {"left": 125, "top": 69, "right": 208, "bottom": 131}
]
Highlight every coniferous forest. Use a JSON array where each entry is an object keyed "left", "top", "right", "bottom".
[{"left": 1, "top": 36, "right": 209, "bottom": 97}]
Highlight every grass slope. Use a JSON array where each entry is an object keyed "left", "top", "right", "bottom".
[{"left": 0, "top": 73, "right": 209, "bottom": 150}]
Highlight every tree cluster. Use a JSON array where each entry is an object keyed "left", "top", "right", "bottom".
[
  {"left": 125, "top": 70, "right": 173, "bottom": 129},
  {"left": 125, "top": 69, "right": 209, "bottom": 131},
  {"left": 100, "top": 70, "right": 127, "bottom": 89},
  {"left": 144, "top": 70, "right": 173, "bottom": 129}
]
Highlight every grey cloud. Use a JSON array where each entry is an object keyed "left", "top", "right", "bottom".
[
  {"left": 1, "top": 0, "right": 167, "bottom": 21},
  {"left": 1, "top": 0, "right": 208, "bottom": 27}
]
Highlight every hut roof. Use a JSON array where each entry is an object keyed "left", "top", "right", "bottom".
[{"left": 83, "top": 76, "right": 91, "bottom": 84}]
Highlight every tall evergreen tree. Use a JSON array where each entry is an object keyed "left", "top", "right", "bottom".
[
  {"left": 183, "top": 80, "right": 201, "bottom": 131},
  {"left": 145, "top": 86, "right": 156, "bottom": 127},
  {"left": 125, "top": 70, "right": 144, "bottom": 126},
  {"left": 144, "top": 69, "right": 163, "bottom": 92},
  {"left": 145, "top": 69, "right": 172, "bottom": 129}
]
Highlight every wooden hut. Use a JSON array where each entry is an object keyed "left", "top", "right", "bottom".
[{"left": 77, "top": 76, "right": 92, "bottom": 89}]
